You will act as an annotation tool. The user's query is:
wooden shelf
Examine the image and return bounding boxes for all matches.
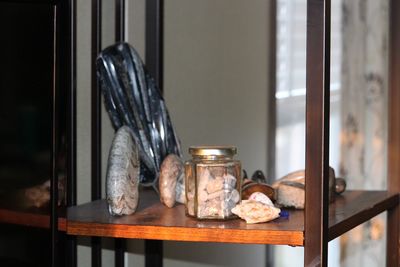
[67,190,398,246]
[0,207,66,231]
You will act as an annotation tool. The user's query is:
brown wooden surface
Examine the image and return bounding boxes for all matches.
[67,189,303,246]
[67,190,397,246]
[0,208,66,231]
[328,191,398,241]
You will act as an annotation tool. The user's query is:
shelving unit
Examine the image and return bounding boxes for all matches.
[67,190,397,246]
[0,0,76,266]
[0,207,66,231]
[64,0,400,266]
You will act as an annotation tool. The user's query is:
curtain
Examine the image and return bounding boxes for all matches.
[340,0,389,266]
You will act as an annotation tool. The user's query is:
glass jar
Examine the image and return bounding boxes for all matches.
[185,146,242,219]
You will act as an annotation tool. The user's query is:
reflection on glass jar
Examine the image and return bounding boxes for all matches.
[185,146,241,220]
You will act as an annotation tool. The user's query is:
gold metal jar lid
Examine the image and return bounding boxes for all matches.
[189,145,237,157]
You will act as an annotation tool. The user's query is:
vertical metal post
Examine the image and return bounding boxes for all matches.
[266,1,277,266]
[145,240,163,267]
[145,0,164,91]
[91,0,102,266]
[67,0,77,212]
[66,0,77,266]
[114,1,126,266]
[145,1,164,266]
[51,4,59,267]
[387,0,400,266]
[304,0,331,266]
[115,238,126,267]
[267,0,277,184]
[115,0,125,43]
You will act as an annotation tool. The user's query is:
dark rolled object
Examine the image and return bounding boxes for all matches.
[97,42,182,188]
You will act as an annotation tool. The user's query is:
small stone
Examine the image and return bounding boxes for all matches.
[175,172,185,204]
[199,190,208,202]
[198,168,212,191]
[229,189,240,203]
[206,176,224,194]
[222,190,240,216]
[106,126,140,216]
[231,200,281,224]
[206,189,225,200]
[223,173,237,189]
[192,167,240,219]
[159,154,184,208]
[248,192,274,206]
[335,177,347,194]
[199,198,222,217]
[209,166,225,178]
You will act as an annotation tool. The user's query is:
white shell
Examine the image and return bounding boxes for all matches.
[248,192,274,206]
[231,200,281,224]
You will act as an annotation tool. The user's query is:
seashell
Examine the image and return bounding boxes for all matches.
[159,154,184,208]
[248,192,274,206]
[231,200,281,224]
[106,126,140,216]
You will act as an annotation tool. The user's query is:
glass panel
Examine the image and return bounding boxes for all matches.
[163,0,270,265]
[0,2,54,266]
[338,0,389,266]
[275,0,342,266]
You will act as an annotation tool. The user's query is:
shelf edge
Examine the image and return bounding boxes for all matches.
[328,192,399,241]
[67,221,304,246]
[0,208,66,231]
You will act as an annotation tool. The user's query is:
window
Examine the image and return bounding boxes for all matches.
[274,1,342,266]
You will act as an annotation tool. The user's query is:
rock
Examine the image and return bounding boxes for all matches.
[248,192,274,206]
[206,176,224,194]
[106,126,140,216]
[198,168,212,191]
[229,189,240,203]
[199,198,222,217]
[223,189,240,217]
[274,181,305,209]
[335,177,347,194]
[231,200,281,224]
[272,167,345,209]
[159,154,184,208]
[194,167,240,218]
[223,174,237,189]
